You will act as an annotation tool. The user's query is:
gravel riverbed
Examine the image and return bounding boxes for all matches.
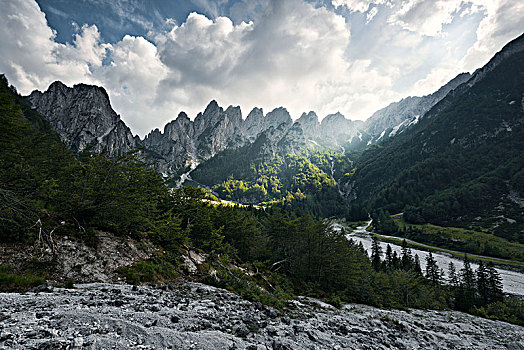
[0,283,523,350]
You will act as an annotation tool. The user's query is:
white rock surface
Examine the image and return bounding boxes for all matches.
[0,283,522,350]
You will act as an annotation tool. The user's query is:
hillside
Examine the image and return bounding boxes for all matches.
[347,34,524,243]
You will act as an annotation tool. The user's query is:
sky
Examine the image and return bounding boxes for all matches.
[1,0,523,137]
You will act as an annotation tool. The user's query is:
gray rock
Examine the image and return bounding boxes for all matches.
[0,283,522,350]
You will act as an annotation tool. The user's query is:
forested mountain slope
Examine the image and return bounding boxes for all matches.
[348,34,524,242]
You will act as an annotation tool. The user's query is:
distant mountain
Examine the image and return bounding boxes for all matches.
[348,33,524,239]
[25,85,361,176]
[361,72,471,146]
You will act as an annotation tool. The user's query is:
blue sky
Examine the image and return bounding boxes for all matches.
[1,0,523,136]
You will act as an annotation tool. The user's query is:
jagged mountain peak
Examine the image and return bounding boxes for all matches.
[265,107,292,126]
[27,80,136,154]
[322,112,347,124]
[298,111,319,122]
[176,111,189,121]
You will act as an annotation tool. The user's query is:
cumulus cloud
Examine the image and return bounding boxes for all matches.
[332,0,386,13]
[459,0,524,72]
[93,35,169,133]
[151,0,383,124]
[388,0,465,37]
[0,0,105,93]
[1,0,523,136]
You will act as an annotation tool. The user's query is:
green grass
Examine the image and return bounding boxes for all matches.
[0,265,46,292]
[376,218,524,268]
[345,221,369,230]
[118,260,178,285]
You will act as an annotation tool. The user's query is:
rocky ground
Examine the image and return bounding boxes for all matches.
[0,283,523,350]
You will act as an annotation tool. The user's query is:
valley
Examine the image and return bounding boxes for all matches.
[0,9,523,348]
[341,221,524,297]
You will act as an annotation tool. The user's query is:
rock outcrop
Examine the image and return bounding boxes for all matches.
[363,72,471,143]
[0,283,522,349]
[27,81,137,155]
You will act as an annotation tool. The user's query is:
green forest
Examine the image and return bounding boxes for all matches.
[191,146,353,217]
[1,75,523,325]
[346,48,524,253]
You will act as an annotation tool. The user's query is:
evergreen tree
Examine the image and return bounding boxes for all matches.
[413,254,422,276]
[456,255,476,311]
[371,235,382,271]
[476,261,489,305]
[401,239,413,271]
[392,251,400,270]
[425,251,440,285]
[486,262,503,303]
[385,244,393,270]
[448,262,459,288]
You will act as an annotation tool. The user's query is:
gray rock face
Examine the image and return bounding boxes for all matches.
[320,112,362,147]
[143,112,197,174]
[242,107,265,142]
[0,283,522,350]
[296,111,320,140]
[27,81,137,155]
[363,72,471,143]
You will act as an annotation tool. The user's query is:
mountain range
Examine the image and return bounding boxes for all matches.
[26,67,470,177]
[16,33,524,239]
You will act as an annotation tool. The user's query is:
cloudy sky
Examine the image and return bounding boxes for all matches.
[1,0,523,136]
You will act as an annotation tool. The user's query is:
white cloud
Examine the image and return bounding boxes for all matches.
[0,0,105,93]
[388,0,466,37]
[459,0,524,72]
[150,0,367,125]
[366,7,379,23]
[332,0,386,13]
[93,35,169,134]
[1,0,523,137]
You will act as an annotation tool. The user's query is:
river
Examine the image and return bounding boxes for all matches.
[336,221,524,297]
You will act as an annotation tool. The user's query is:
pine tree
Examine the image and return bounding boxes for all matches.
[425,251,440,285]
[392,251,400,270]
[448,262,458,288]
[385,244,393,270]
[456,255,476,311]
[476,261,489,305]
[413,254,422,276]
[371,235,382,271]
[401,239,413,271]
[486,262,503,303]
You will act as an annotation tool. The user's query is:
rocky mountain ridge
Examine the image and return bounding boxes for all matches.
[26,80,454,177]
[27,81,138,155]
[27,34,520,178]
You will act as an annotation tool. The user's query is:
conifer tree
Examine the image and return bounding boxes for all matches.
[456,255,476,311]
[371,235,382,271]
[448,262,458,288]
[425,251,440,285]
[385,244,393,270]
[401,239,413,271]
[413,254,422,276]
[486,262,503,303]
[476,261,489,305]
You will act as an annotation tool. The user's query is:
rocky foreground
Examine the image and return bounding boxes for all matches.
[0,283,522,350]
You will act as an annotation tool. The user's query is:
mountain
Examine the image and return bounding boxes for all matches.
[24,84,360,176]
[348,33,524,240]
[361,72,471,145]
[27,81,138,155]
[21,34,524,225]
